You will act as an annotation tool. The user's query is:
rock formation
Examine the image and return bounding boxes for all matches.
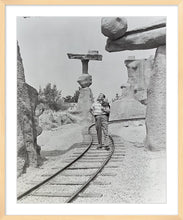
[101,17,128,40]
[77,74,92,88]
[101,17,166,151]
[75,87,94,123]
[39,109,80,130]
[17,43,43,177]
[105,18,166,52]
[67,50,102,122]
[124,56,154,104]
[110,84,146,122]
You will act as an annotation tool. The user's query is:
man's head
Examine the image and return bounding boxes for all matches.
[97,93,105,102]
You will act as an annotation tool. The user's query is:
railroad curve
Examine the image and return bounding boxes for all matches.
[17,123,115,203]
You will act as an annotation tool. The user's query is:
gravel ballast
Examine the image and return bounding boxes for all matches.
[17,122,166,204]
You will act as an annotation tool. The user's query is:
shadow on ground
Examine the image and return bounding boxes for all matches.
[41,142,84,157]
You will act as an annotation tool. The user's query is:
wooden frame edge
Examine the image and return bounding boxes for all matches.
[0,0,182,220]
[0,0,182,5]
[0,0,5,219]
[178,0,183,219]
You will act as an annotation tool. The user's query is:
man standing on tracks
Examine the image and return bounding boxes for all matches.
[90,93,110,150]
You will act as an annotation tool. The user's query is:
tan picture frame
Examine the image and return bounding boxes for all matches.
[0,0,183,219]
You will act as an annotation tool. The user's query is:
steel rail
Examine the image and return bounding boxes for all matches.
[17,124,94,201]
[65,135,114,203]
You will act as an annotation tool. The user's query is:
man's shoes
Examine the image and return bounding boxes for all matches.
[96,145,103,149]
[104,145,110,151]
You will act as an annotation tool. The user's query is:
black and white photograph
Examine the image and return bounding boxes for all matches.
[16,16,166,204]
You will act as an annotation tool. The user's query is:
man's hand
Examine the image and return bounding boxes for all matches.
[102,106,110,114]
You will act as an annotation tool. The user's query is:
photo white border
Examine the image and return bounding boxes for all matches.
[6,5,178,215]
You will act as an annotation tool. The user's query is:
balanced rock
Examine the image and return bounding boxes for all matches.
[77,74,92,88]
[101,17,128,40]
[104,18,166,52]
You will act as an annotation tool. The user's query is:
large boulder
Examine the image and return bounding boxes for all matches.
[101,17,128,40]
[77,74,92,88]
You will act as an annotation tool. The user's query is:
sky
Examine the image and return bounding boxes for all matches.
[17,16,161,101]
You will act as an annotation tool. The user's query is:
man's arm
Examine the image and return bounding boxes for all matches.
[101,106,110,114]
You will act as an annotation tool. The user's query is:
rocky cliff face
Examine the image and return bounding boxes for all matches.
[17,43,43,177]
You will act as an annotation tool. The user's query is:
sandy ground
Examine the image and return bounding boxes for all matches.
[74,123,166,204]
[105,123,166,203]
[17,122,166,204]
[38,123,83,151]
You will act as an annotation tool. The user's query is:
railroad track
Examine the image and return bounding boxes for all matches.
[17,123,115,203]
[17,117,145,203]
